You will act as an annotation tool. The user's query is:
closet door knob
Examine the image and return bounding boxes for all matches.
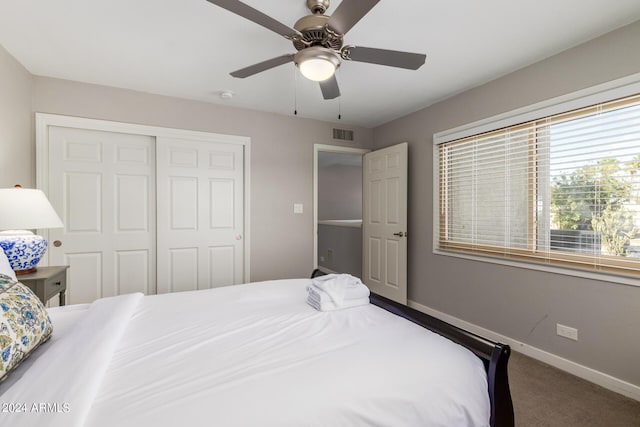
[53,240,63,247]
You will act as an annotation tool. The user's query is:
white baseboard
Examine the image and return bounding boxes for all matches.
[316,266,338,274]
[407,299,640,402]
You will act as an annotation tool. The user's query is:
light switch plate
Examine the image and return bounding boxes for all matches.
[293,203,303,214]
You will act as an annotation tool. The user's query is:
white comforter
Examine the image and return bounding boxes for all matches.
[1,279,490,426]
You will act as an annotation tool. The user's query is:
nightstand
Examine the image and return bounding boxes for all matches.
[18,265,69,306]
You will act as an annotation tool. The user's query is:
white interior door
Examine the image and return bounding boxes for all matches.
[48,126,156,304]
[156,137,244,293]
[363,142,408,304]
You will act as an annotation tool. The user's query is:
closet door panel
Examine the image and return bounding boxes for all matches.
[157,137,244,294]
[48,126,156,304]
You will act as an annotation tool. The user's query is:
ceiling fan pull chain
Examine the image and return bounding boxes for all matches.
[338,67,342,120]
[294,67,298,116]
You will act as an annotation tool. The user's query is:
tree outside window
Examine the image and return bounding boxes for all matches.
[550,156,640,256]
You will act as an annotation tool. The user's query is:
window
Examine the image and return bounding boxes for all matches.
[436,92,640,278]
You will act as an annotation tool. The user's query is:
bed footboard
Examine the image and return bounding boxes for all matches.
[367,292,514,427]
[310,269,515,427]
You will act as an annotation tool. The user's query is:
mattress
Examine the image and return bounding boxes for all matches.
[1,279,490,426]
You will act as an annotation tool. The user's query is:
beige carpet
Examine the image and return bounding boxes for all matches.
[508,351,640,426]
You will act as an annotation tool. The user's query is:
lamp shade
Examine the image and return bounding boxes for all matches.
[0,188,64,230]
[0,187,63,275]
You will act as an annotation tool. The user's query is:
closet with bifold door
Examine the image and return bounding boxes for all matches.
[37,114,249,305]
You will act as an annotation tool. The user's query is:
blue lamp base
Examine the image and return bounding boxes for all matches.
[0,230,49,275]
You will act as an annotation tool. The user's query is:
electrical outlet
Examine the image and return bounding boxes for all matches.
[327,249,333,263]
[319,256,325,262]
[556,324,578,341]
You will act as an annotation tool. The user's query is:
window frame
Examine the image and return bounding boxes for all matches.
[433,73,640,287]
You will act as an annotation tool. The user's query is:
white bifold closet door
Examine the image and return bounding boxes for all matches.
[47,127,245,304]
[47,127,156,304]
[156,137,244,294]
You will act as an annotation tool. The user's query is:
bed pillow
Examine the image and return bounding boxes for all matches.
[0,247,17,282]
[0,273,53,382]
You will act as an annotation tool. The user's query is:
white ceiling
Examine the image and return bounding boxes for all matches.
[1,0,639,128]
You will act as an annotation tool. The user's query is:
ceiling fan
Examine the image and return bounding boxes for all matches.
[205,0,427,100]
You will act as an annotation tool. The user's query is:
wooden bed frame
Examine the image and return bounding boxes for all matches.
[311,269,515,427]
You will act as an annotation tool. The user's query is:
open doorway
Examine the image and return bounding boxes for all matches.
[313,145,370,278]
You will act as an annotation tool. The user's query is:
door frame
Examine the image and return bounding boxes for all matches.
[35,113,252,282]
[313,144,370,270]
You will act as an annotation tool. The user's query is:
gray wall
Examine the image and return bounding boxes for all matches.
[8,75,373,282]
[0,45,33,188]
[318,154,362,220]
[317,224,362,278]
[372,21,640,386]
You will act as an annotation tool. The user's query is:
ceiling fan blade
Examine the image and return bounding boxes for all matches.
[327,0,380,35]
[319,75,341,100]
[230,54,295,78]
[345,46,426,70]
[205,0,301,39]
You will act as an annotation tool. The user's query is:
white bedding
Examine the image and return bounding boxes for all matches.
[1,279,490,426]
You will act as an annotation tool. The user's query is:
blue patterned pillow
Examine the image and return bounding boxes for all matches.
[0,273,53,382]
[0,247,17,282]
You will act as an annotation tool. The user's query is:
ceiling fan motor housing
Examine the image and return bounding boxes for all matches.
[293,13,343,51]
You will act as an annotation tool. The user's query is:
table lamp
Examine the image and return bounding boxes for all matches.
[0,185,64,275]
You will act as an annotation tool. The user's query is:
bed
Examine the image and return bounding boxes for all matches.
[1,274,514,427]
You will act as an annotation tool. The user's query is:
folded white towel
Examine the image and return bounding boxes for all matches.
[306,295,369,312]
[307,283,369,305]
[310,274,366,305]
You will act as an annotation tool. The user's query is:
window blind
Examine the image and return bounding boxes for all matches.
[437,94,640,277]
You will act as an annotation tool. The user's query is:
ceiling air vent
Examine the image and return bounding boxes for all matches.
[332,128,354,141]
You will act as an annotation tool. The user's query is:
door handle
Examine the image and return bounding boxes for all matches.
[53,240,62,247]
[393,232,406,237]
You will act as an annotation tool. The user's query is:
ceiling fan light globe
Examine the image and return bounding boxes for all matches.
[299,58,336,81]
[294,47,341,82]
